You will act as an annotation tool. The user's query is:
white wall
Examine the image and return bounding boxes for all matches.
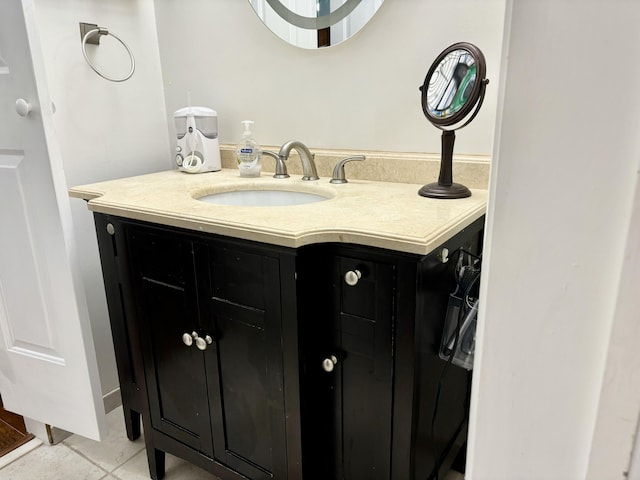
[153,0,505,155]
[467,0,640,478]
[33,0,170,398]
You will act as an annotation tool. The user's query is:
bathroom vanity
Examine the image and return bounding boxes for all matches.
[70,169,486,480]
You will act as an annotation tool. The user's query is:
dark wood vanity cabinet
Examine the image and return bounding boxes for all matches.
[94,215,300,480]
[93,213,483,480]
[296,235,479,480]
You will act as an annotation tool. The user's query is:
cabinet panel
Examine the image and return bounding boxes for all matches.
[134,231,186,286]
[211,301,272,472]
[209,247,266,309]
[128,228,214,457]
[202,245,288,479]
[141,282,213,453]
[93,214,144,441]
[340,258,377,319]
[340,315,374,358]
[334,256,394,480]
[299,249,394,480]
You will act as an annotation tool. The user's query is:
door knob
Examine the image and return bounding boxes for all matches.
[322,355,338,372]
[15,98,31,117]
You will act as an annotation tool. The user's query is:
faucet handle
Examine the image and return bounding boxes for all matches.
[262,150,289,179]
[330,155,366,184]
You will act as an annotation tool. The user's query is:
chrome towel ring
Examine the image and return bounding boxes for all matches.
[80,22,135,82]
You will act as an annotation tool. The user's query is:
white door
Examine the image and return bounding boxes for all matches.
[0,0,105,440]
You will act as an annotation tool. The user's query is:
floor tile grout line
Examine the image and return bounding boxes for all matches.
[63,438,146,474]
[108,446,148,475]
[112,446,160,479]
[58,441,115,475]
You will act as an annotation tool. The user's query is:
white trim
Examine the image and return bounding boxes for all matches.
[586,155,640,478]
[0,437,42,469]
[465,0,512,471]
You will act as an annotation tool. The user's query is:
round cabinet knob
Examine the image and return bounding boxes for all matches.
[182,333,193,347]
[195,336,207,350]
[195,334,213,351]
[322,355,338,372]
[344,269,362,286]
[15,98,31,117]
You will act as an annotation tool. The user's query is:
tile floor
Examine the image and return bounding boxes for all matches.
[0,406,220,480]
[0,406,465,479]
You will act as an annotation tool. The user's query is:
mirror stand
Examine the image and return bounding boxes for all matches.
[418,42,488,200]
[418,130,471,199]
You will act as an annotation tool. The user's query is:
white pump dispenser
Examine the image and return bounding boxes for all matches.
[236,120,262,177]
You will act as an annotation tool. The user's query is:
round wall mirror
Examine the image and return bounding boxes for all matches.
[418,42,489,199]
[248,0,384,49]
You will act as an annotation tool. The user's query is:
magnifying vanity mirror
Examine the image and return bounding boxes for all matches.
[418,42,489,199]
[249,0,384,49]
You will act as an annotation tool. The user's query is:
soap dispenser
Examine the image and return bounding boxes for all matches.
[236,120,262,177]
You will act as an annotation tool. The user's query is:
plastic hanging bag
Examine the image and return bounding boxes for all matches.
[439,294,478,371]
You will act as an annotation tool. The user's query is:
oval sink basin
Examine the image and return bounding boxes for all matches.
[198,189,329,207]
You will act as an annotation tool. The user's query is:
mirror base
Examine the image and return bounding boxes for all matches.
[418,182,471,199]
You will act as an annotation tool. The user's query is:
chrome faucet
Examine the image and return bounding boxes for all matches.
[278,140,319,181]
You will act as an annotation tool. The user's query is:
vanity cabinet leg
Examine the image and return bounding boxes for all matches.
[123,407,141,441]
[147,448,166,480]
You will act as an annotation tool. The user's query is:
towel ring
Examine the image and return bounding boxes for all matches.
[81,27,135,82]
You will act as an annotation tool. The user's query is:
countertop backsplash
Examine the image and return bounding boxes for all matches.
[219,145,490,190]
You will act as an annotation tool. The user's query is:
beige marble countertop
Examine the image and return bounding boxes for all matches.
[69,169,487,255]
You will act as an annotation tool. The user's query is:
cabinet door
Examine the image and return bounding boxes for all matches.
[301,252,395,480]
[127,227,214,457]
[199,244,288,480]
[334,256,394,480]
